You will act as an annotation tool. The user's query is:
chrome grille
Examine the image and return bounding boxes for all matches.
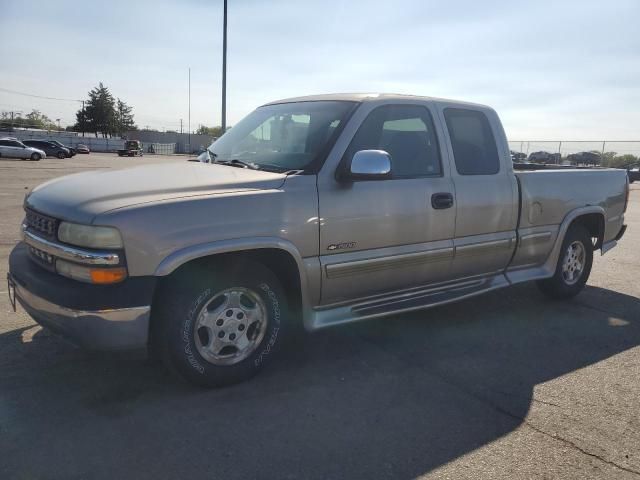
[28,245,55,267]
[25,209,57,238]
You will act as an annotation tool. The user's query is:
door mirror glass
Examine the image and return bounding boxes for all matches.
[347,150,392,180]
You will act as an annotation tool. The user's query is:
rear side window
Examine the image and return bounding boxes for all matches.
[444,108,500,175]
[345,104,442,178]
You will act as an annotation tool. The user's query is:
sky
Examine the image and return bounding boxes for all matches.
[1,0,639,140]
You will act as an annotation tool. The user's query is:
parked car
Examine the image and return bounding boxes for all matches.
[8,93,629,387]
[22,140,70,159]
[510,150,527,162]
[628,164,640,183]
[0,137,46,160]
[117,140,143,157]
[49,140,76,157]
[528,151,561,163]
[567,151,601,165]
[75,144,90,154]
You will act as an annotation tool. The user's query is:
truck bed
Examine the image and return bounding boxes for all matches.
[515,168,627,244]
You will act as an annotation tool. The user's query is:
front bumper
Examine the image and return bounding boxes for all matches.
[9,242,155,350]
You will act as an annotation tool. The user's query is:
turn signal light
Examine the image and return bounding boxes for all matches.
[56,259,127,284]
[90,267,128,284]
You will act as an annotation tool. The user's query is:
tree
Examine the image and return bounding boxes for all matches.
[73,83,137,137]
[196,125,225,137]
[0,109,60,130]
[115,98,136,136]
[74,82,116,138]
[600,152,639,169]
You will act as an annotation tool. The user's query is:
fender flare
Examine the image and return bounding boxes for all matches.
[154,236,313,326]
[541,205,605,275]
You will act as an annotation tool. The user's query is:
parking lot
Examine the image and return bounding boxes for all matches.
[1,153,639,479]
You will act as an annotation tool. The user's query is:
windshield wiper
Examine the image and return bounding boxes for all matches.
[215,158,259,170]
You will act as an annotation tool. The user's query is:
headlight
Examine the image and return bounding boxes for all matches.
[58,222,123,249]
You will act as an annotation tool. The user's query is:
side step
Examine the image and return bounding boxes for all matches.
[309,274,510,330]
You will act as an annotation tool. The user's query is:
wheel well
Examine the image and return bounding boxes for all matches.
[570,213,604,249]
[158,248,303,316]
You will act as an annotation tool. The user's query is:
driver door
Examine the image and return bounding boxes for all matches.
[317,103,456,305]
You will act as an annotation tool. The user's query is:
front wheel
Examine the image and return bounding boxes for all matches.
[30,153,41,161]
[154,260,288,387]
[537,224,593,299]
[56,151,66,159]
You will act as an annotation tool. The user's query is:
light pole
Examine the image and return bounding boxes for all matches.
[81,100,85,137]
[221,0,227,132]
[188,67,191,152]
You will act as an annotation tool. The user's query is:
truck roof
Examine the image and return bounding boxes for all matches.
[264,93,490,109]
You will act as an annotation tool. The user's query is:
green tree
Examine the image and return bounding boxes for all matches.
[599,152,639,168]
[25,110,59,130]
[75,82,116,137]
[196,125,225,137]
[0,109,60,130]
[115,98,137,137]
[610,154,638,169]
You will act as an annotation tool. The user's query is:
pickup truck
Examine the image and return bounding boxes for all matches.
[117,140,143,157]
[8,93,629,387]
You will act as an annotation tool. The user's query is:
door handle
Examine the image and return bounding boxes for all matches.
[431,192,454,209]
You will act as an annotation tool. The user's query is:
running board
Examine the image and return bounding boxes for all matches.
[308,274,510,330]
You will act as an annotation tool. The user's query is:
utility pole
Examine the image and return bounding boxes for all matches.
[56,118,61,130]
[221,0,227,132]
[180,118,183,134]
[8,111,22,130]
[188,67,191,151]
[81,100,85,137]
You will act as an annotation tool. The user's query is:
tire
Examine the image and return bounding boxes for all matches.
[537,224,593,299]
[30,153,41,161]
[57,151,66,159]
[154,260,289,388]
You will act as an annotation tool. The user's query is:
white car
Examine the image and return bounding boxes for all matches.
[0,138,47,161]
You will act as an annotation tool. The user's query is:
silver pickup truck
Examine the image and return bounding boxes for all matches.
[8,94,629,387]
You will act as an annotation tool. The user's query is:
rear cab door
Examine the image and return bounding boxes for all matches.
[435,102,519,279]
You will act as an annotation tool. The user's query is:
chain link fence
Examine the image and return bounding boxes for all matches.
[508,141,640,167]
[145,143,176,155]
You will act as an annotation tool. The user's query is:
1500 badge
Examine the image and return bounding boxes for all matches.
[327,242,356,251]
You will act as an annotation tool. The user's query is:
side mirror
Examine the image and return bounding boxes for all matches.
[197,150,212,163]
[346,150,392,181]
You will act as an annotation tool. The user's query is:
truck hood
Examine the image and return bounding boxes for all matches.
[25,162,287,224]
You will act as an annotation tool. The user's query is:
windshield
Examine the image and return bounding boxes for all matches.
[209,101,355,171]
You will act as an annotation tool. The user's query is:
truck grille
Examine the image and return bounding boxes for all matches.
[25,209,58,239]
[28,245,56,270]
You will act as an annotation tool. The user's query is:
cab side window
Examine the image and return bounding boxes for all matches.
[444,108,500,175]
[345,105,442,178]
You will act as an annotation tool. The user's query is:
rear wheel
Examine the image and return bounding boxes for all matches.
[30,152,41,161]
[154,260,288,387]
[537,224,593,299]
